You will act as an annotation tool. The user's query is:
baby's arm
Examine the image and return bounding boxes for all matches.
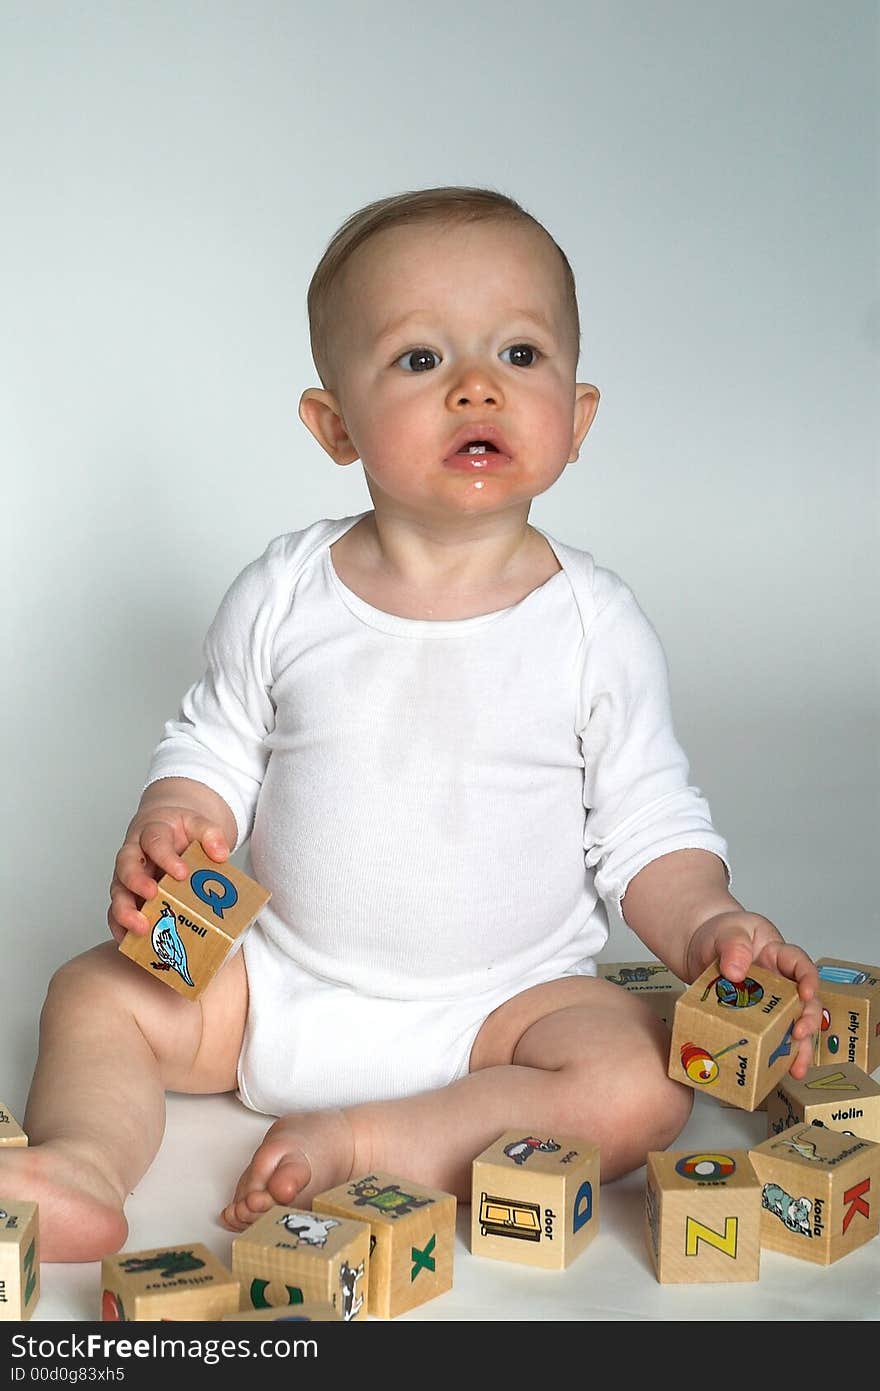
[107,776,237,944]
[621,847,821,1079]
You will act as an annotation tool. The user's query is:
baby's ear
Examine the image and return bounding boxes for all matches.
[569,382,600,460]
[298,388,360,465]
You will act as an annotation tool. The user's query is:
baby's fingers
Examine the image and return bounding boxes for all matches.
[755,939,820,1004]
[107,879,149,942]
[115,838,165,904]
[788,998,822,1080]
[136,822,192,884]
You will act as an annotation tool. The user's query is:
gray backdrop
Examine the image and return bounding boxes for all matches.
[2,1,877,1108]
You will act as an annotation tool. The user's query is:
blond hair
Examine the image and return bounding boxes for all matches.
[307,185,581,390]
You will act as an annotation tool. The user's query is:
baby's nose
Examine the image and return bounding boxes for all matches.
[445,360,504,408]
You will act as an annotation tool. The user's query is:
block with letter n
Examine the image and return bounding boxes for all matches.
[0,1199,40,1320]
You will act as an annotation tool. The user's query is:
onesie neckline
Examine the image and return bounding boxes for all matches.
[324,538,568,638]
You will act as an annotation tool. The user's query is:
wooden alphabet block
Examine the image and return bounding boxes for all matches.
[312,1172,455,1319]
[596,959,685,1027]
[119,841,270,1000]
[645,1150,761,1284]
[668,958,801,1110]
[223,1301,342,1321]
[814,958,880,1073]
[0,1103,27,1147]
[749,1122,880,1264]
[470,1130,599,1271]
[0,1200,39,1320]
[767,1063,880,1144]
[232,1205,370,1322]
[101,1242,240,1320]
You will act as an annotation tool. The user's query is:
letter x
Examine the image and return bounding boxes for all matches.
[411,1234,436,1281]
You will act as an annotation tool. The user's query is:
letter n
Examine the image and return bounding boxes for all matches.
[572,1181,593,1233]
[23,1239,37,1306]
[685,1215,738,1258]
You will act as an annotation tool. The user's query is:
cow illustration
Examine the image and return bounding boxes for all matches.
[277,1212,340,1247]
[338,1259,365,1321]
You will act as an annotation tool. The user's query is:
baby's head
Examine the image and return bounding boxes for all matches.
[307,186,581,394]
[299,186,599,518]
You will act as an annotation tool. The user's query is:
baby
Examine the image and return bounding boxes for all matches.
[4,185,821,1261]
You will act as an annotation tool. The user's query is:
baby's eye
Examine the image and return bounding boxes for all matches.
[395,348,441,372]
[500,343,540,367]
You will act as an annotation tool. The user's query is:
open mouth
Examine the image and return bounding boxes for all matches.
[455,440,500,455]
[444,433,513,470]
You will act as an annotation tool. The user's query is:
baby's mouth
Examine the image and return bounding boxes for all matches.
[456,441,499,455]
[445,440,512,469]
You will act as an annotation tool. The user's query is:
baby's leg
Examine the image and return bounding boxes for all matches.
[222,975,691,1228]
[1,941,246,1261]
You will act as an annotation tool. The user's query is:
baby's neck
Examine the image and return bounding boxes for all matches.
[330,513,561,621]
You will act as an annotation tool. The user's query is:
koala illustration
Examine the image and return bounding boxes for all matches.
[761,1182,812,1237]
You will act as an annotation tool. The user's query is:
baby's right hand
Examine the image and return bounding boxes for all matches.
[107,809,230,944]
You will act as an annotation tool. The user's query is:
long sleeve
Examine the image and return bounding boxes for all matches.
[578,576,732,920]
[143,545,281,850]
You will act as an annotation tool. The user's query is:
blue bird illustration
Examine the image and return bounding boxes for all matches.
[151,902,195,987]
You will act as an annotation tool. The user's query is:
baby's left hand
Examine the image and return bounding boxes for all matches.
[686,911,822,1080]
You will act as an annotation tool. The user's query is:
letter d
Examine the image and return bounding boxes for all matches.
[573,1181,593,1232]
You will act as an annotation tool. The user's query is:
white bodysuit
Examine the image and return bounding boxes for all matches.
[144,513,731,1115]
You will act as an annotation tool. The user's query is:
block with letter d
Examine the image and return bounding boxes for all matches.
[119,840,270,1000]
[645,1150,761,1283]
[470,1129,599,1270]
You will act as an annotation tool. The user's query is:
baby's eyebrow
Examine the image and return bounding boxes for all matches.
[375,310,433,344]
[374,307,556,343]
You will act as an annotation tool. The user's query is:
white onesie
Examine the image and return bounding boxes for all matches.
[144,513,731,1114]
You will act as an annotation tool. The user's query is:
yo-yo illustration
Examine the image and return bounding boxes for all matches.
[701,975,764,1008]
[680,1038,748,1086]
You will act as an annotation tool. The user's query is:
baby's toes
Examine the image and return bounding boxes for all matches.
[220,1201,248,1233]
[266,1154,311,1207]
[224,1192,270,1231]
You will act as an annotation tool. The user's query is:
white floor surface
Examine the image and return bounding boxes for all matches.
[18,1086,880,1324]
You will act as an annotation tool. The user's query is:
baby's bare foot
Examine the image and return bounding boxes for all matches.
[0,1142,128,1262]
[221,1108,357,1232]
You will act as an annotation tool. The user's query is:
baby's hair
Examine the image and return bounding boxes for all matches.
[306,185,581,391]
